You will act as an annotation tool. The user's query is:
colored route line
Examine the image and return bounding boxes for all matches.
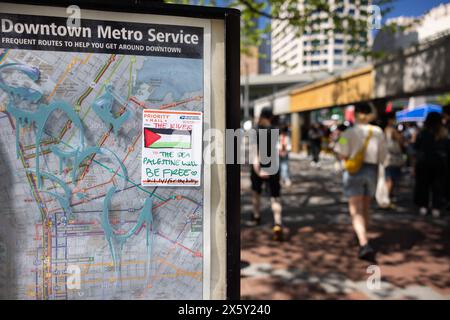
[1,56,204,298]
[0,51,10,111]
[15,122,202,210]
[0,49,9,64]
[19,148,51,298]
[75,55,116,107]
[37,194,202,259]
[110,132,141,180]
[23,138,58,151]
[5,113,51,298]
[157,231,202,258]
[48,54,92,101]
[156,258,202,282]
[129,95,203,110]
[127,57,135,98]
[78,156,203,208]
[95,55,116,82]
[141,216,202,296]
[77,128,113,183]
[0,59,118,299]
[58,54,117,144]
[63,55,125,147]
[76,100,128,182]
[25,258,199,293]
[15,57,134,197]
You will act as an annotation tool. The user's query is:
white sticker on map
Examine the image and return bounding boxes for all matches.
[141,109,203,187]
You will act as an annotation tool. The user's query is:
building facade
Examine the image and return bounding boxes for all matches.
[271,0,371,75]
[374,3,450,53]
[240,46,260,77]
[258,33,272,74]
[418,3,450,42]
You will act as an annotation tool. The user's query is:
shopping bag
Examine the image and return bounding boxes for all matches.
[376,164,391,208]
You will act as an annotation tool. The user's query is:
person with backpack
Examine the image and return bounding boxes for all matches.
[414,112,449,218]
[334,104,387,262]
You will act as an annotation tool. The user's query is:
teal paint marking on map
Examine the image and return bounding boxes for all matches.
[92,84,130,138]
[101,186,154,273]
[41,191,71,216]
[0,63,41,101]
[0,63,42,159]
[51,146,78,174]
[25,169,73,214]
[76,192,88,200]
[71,146,128,190]
[0,64,85,188]
[31,101,85,188]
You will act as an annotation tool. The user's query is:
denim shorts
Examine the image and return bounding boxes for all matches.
[343,163,378,197]
[385,166,402,182]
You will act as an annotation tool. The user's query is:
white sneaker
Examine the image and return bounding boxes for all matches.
[432,209,441,218]
[419,207,428,216]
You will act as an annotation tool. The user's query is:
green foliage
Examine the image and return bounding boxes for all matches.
[437,93,450,107]
[165,0,397,62]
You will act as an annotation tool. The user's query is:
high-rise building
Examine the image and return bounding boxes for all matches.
[271,0,371,75]
[258,33,272,74]
[240,17,272,76]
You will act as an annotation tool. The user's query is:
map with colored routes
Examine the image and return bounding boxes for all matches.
[0,48,206,299]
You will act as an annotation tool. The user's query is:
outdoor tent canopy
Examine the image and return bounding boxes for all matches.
[396,104,442,123]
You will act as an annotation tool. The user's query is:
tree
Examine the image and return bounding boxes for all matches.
[437,93,450,107]
[166,0,397,65]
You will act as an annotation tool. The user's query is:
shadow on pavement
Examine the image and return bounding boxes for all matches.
[240,159,450,300]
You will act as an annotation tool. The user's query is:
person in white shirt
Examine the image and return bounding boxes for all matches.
[334,104,387,262]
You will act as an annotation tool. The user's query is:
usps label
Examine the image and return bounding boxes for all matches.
[141,109,203,187]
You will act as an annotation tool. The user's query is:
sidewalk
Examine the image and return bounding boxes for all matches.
[240,156,450,300]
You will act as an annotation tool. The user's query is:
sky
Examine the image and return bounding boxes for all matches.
[210,0,450,32]
[384,0,449,20]
[219,0,450,28]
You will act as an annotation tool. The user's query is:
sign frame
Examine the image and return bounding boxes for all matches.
[0,0,240,300]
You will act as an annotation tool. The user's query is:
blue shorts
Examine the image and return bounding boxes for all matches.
[385,166,402,182]
[343,164,378,197]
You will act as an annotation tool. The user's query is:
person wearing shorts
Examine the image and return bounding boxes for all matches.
[384,112,405,206]
[334,104,386,262]
[251,170,281,198]
[343,164,378,198]
[250,108,283,241]
[385,166,402,188]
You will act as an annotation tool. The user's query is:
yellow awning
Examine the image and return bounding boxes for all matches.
[289,65,374,112]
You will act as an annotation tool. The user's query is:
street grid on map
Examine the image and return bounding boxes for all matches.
[0,48,205,300]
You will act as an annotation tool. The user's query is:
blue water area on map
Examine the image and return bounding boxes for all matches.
[135,57,202,101]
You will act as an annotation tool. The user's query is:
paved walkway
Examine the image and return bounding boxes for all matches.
[240,156,450,300]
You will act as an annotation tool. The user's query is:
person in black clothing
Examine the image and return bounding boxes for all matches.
[308,123,323,166]
[443,105,450,207]
[414,112,449,218]
[250,107,283,241]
